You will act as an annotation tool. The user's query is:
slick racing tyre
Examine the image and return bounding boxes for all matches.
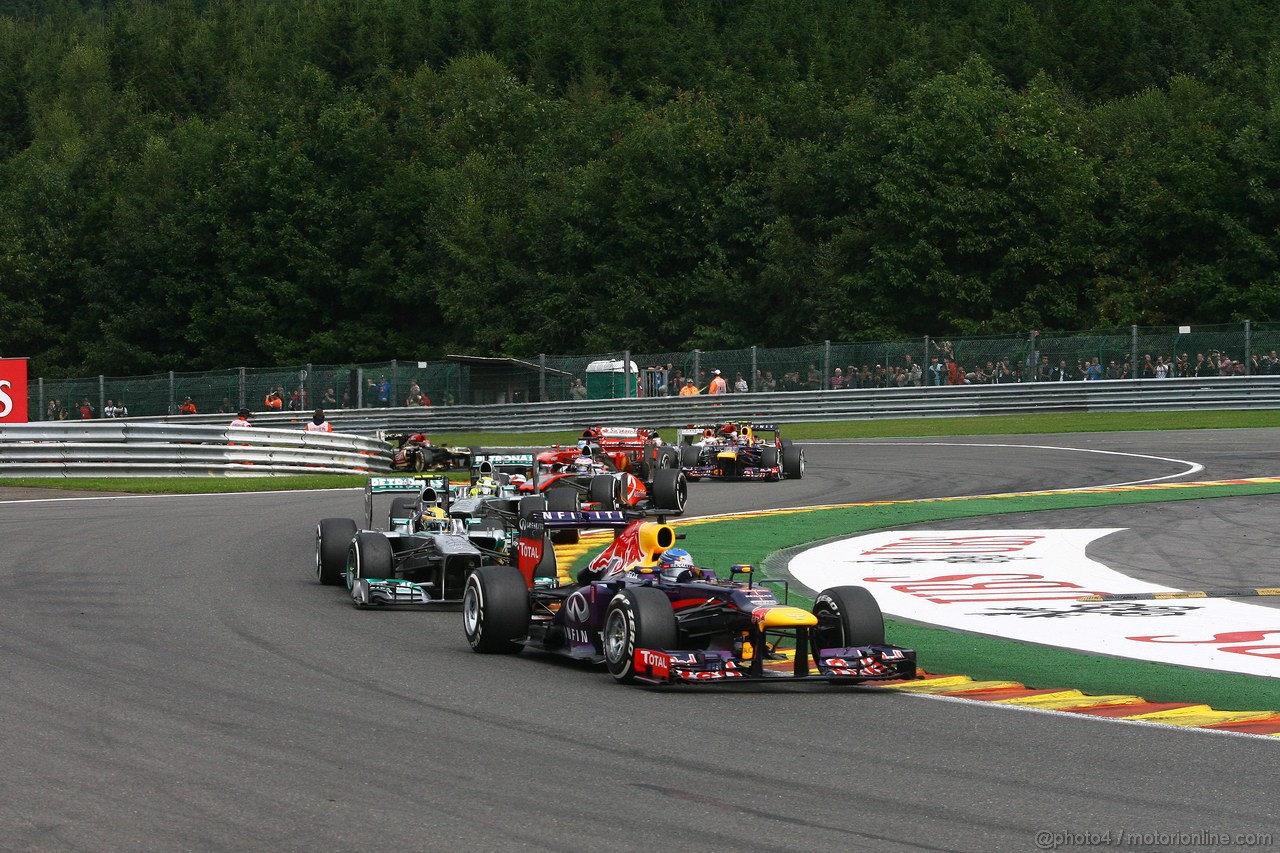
[655,445,681,470]
[587,475,620,511]
[463,566,531,654]
[812,586,885,650]
[546,487,580,544]
[782,445,805,480]
[315,518,357,586]
[518,495,547,521]
[649,468,687,514]
[411,450,426,472]
[388,497,416,527]
[603,587,678,683]
[760,446,780,480]
[348,532,395,586]
[679,444,702,469]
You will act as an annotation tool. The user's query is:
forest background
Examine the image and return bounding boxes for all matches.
[2,0,1279,378]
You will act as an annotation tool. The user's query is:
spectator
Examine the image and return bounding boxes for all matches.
[368,375,392,407]
[709,369,727,395]
[1192,352,1212,378]
[903,354,922,386]
[830,367,845,390]
[288,389,302,411]
[46,399,59,421]
[305,408,333,432]
[179,397,198,415]
[1176,353,1191,378]
[569,378,588,400]
[103,399,118,418]
[1083,357,1103,381]
[341,390,352,409]
[322,387,338,406]
[406,379,423,406]
[1139,353,1156,379]
[1105,360,1121,380]
[78,398,95,419]
[759,370,777,393]
[1036,355,1052,382]
[1050,360,1072,381]
[805,363,821,391]
[116,400,129,417]
[733,372,748,393]
[229,408,252,428]
[679,378,700,396]
[927,357,946,386]
[1217,351,1234,376]
[1260,349,1280,375]
[1154,356,1171,379]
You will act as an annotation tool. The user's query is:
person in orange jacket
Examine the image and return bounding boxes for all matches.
[708,369,728,395]
[678,378,701,396]
[179,397,198,415]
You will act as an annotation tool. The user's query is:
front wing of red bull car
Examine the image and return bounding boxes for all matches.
[463,510,915,685]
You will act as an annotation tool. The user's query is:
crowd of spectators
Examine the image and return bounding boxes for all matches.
[639,343,1280,396]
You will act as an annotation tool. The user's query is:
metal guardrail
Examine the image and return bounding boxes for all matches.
[163,375,1280,435]
[0,422,393,477]
[6,377,1276,477]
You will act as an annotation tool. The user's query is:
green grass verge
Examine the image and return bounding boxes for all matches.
[568,481,1280,711]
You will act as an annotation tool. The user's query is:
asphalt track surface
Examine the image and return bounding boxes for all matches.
[1,430,1277,852]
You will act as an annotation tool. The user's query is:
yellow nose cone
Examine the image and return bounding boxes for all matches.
[717,450,737,460]
[754,606,818,629]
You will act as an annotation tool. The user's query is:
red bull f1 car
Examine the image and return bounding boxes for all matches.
[675,422,804,481]
[462,510,915,685]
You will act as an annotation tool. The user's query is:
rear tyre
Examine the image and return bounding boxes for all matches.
[649,468,687,514]
[518,495,548,521]
[546,487,580,544]
[587,475,619,511]
[603,587,678,683]
[812,586,885,650]
[348,532,394,584]
[463,566,531,654]
[760,446,780,480]
[388,497,416,527]
[782,445,805,480]
[680,444,702,469]
[656,445,680,470]
[411,451,426,472]
[315,518,357,586]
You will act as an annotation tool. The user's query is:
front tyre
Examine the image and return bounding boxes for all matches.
[812,586,885,650]
[603,587,678,683]
[782,445,805,480]
[347,532,394,585]
[315,518,357,586]
[463,566,531,654]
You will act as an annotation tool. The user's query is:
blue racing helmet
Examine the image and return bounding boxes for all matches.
[659,548,695,582]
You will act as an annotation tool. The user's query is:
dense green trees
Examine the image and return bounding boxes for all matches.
[2,0,1279,375]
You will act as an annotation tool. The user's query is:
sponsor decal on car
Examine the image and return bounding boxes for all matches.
[790,529,1280,678]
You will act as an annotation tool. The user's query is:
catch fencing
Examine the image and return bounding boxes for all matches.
[26,322,1280,420]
